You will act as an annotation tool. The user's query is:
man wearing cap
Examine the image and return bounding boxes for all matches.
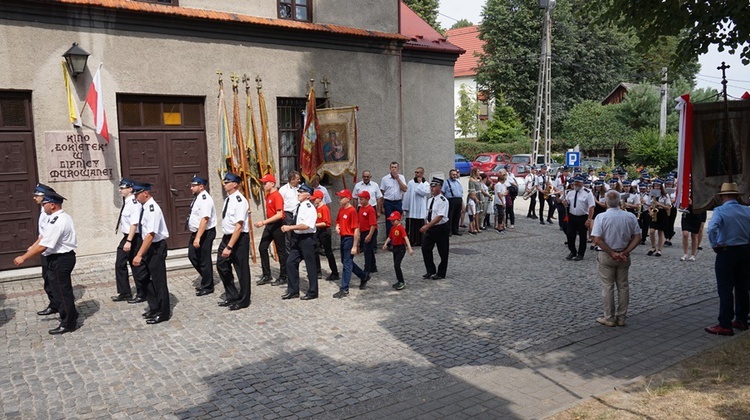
[281,184,319,300]
[15,191,78,334]
[552,167,570,231]
[333,189,370,298]
[112,178,145,303]
[132,182,171,324]
[380,161,408,239]
[637,182,651,244]
[187,175,217,297]
[563,176,596,261]
[216,172,251,311]
[535,165,554,225]
[421,177,450,279]
[312,189,339,280]
[279,171,302,277]
[705,182,750,336]
[27,183,59,316]
[254,173,288,286]
[442,169,464,236]
[357,190,377,277]
[525,166,538,219]
[403,167,430,246]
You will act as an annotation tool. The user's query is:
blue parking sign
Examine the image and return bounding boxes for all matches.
[565,151,580,167]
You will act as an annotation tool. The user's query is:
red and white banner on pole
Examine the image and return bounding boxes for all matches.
[84,63,109,142]
[675,93,693,210]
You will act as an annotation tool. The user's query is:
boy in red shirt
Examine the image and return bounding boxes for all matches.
[334,190,370,298]
[253,174,288,286]
[312,190,339,281]
[357,190,378,277]
[383,211,413,290]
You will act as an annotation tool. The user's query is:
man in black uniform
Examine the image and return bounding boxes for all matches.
[186,175,217,296]
[216,172,252,311]
[29,183,58,316]
[420,177,450,279]
[112,178,145,302]
[281,184,319,300]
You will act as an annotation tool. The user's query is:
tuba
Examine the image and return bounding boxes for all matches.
[522,183,536,200]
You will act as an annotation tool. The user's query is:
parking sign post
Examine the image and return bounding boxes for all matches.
[565,151,580,168]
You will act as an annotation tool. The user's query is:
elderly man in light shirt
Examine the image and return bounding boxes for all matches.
[591,190,641,327]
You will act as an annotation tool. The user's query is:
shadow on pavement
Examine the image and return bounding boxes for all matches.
[0,294,14,329]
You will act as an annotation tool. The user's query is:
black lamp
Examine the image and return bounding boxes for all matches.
[62,43,90,78]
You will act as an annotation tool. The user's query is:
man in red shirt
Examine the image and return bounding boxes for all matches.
[357,191,378,276]
[254,174,288,285]
[312,190,339,281]
[383,211,413,290]
[334,190,370,298]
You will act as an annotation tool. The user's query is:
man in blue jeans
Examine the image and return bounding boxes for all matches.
[380,161,407,242]
[333,189,370,298]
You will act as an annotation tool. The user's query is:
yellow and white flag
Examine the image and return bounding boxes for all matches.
[61,60,82,127]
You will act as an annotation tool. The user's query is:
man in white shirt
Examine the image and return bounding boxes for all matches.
[216,172,251,311]
[281,184,319,300]
[28,183,59,316]
[113,178,145,303]
[525,167,538,219]
[352,170,383,210]
[133,182,171,324]
[420,177,450,279]
[591,190,641,327]
[187,175,217,297]
[310,175,332,205]
[553,166,571,231]
[535,165,554,224]
[563,176,596,261]
[403,167,430,246]
[14,191,79,335]
[380,161,408,237]
[278,171,301,280]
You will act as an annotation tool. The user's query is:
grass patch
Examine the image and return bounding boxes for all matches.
[551,333,750,420]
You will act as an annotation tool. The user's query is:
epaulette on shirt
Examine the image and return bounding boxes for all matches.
[50,216,58,224]
[132,198,137,204]
[236,195,242,202]
[584,188,590,193]
[149,204,154,211]
[306,202,312,208]
[439,196,446,201]
[201,193,207,200]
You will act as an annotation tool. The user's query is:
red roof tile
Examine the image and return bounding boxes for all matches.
[445,25,483,77]
[399,2,464,55]
[52,0,408,41]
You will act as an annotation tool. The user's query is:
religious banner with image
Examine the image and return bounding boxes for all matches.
[317,106,358,178]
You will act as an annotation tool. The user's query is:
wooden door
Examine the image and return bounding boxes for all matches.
[0,92,39,270]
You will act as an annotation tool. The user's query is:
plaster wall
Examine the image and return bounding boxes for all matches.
[0,22,401,257]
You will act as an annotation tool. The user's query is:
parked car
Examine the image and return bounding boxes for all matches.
[454,154,472,176]
[510,154,545,165]
[484,163,529,196]
[581,156,610,170]
[471,152,512,173]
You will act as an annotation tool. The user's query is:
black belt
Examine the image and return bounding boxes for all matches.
[47,251,75,259]
[190,227,216,234]
[384,199,402,202]
[294,233,315,238]
[714,244,750,252]
[569,214,588,218]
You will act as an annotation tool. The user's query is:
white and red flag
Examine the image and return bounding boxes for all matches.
[675,93,693,210]
[84,63,109,142]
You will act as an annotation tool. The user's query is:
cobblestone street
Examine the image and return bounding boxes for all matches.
[0,201,731,419]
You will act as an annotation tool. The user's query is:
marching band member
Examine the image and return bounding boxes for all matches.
[664,176,678,246]
[647,179,672,257]
[637,182,651,244]
[525,166,538,219]
[563,176,595,261]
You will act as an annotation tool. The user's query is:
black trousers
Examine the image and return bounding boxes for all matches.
[46,251,77,328]
[393,244,406,283]
[40,255,56,310]
[538,192,554,221]
[665,208,678,240]
[527,193,537,216]
[406,218,424,246]
[142,240,170,318]
[566,214,588,256]
[188,227,216,291]
[259,221,288,278]
[638,212,651,240]
[715,245,750,328]
[505,197,516,226]
[286,233,318,296]
[115,234,145,297]
[217,233,251,307]
[422,223,449,277]
[284,211,294,253]
[448,197,463,234]
[315,228,338,275]
[359,228,378,272]
[555,201,568,231]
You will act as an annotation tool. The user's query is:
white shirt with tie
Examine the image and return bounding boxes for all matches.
[565,188,595,216]
[424,194,449,225]
[187,191,217,232]
[293,199,318,234]
[221,191,249,234]
[119,196,142,234]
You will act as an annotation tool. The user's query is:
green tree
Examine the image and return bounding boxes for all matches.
[477,0,639,132]
[449,19,474,30]
[635,36,700,86]
[560,101,633,153]
[627,128,678,170]
[590,0,750,65]
[477,102,528,151]
[455,84,479,138]
[617,85,660,132]
[403,0,441,31]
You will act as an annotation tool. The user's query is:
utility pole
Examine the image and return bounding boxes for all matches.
[531,0,555,167]
[659,67,668,143]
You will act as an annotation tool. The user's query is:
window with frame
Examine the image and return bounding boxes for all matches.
[279,0,311,22]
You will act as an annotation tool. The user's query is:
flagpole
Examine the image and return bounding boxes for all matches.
[232,74,257,264]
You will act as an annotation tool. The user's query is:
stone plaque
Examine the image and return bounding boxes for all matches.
[44,131,115,182]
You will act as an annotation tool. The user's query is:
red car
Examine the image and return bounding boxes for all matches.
[471,152,512,173]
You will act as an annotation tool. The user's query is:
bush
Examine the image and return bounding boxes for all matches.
[627,128,678,171]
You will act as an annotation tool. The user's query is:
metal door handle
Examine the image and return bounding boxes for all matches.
[170,187,178,196]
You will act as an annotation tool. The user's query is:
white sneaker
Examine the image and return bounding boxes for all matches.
[680,255,687,261]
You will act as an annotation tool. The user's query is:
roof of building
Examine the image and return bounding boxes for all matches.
[601,82,661,105]
[52,0,408,42]
[445,25,483,77]
[399,2,464,55]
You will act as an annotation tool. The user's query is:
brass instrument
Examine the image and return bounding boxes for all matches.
[522,182,536,200]
[650,197,659,222]
[620,193,629,210]
[542,181,553,200]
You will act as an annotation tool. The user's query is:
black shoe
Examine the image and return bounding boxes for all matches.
[127,296,146,304]
[566,251,576,261]
[370,268,378,273]
[218,299,237,307]
[453,232,462,236]
[590,245,595,250]
[229,303,249,311]
[573,255,583,261]
[111,293,132,302]
[300,294,318,301]
[326,273,340,281]
[281,292,300,300]
[665,240,673,246]
[359,272,371,290]
[540,221,545,225]
[526,215,533,218]
[142,310,159,319]
[317,273,323,279]
[333,290,349,298]
[195,289,214,297]
[37,307,58,316]
[531,215,538,220]
[256,275,273,286]
[431,274,445,280]
[639,240,647,245]
[49,325,76,335]
[270,277,288,287]
[146,315,169,324]
[547,219,553,224]
[422,273,435,279]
